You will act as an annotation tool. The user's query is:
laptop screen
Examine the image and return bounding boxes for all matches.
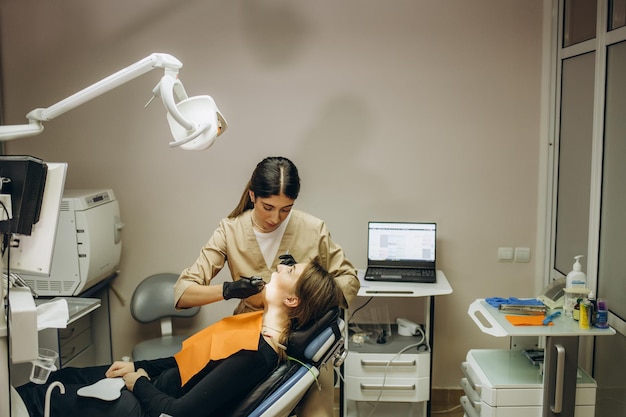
[367,222,436,264]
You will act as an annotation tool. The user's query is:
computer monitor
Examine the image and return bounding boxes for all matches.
[1,158,67,276]
[0,156,48,236]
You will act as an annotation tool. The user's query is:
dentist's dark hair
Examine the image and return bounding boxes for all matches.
[228,156,301,218]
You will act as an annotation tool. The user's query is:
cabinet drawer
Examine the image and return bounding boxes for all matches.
[460,395,595,417]
[461,377,482,406]
[59,314,90,342]
[345,351,430,378]
[345,375,430,402]
[463,351,597,407]
[63,345,96,368]
[60,328,91,366]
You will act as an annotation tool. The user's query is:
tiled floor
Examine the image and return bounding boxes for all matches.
[430,389,464,417]
[431,404,464,417]
[431,389,464,416]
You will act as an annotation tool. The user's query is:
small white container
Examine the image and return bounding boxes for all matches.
[564,287,590,318]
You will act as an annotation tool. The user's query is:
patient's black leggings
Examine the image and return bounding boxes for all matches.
[17,365,147,417]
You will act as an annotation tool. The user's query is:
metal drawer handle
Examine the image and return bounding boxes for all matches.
[360,359,416,367]
[460,378,481,407]
[460,362,482,394]
[551,344,565,414]
[60,328,76,340]
[460,396,480,417]
[61,346,76,361]
[360,383,416,391]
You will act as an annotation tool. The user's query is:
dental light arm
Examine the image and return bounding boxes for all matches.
[0,52,227,150]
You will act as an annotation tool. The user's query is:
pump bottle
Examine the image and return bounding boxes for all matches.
[566,255,587,288]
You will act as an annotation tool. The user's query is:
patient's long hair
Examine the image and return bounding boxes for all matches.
[276,257,342,357]
[228,156,301,218]
[291,257,342,328]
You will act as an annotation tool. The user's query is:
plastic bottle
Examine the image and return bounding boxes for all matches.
[573,298,582,321]
[566,255,587,288]
[595,298,609,329]
[587,291,597,326]
[579,298,591,330]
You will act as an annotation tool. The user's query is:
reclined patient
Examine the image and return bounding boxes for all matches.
[16,256,343,417]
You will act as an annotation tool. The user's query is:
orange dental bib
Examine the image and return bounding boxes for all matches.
[174,311,263,385]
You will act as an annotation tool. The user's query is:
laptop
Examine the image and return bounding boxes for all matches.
[364,221,437,283]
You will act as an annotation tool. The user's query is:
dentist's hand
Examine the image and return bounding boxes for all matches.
[105,361,135,378]
[223,276,265,300]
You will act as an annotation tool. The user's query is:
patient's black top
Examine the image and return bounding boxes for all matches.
[17,336,277,417]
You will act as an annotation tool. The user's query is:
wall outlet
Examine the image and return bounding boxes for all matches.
[498,247,514,262]
[514,247,531,263]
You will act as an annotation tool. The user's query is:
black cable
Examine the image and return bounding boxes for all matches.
[0,200,8,256]
[0,200,13,415]
[365,328,426,417]
[347,296,373,325]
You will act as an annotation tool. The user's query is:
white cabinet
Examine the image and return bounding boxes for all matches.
[343,271,452,417]
[467,299,614,417]
[460,349,596,417]
[345,347,430,403]
[9,280,113,387]
[42,281,113,368]
[55,313,94,366]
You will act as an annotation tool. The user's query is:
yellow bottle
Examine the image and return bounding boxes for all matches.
[579,300,590,330]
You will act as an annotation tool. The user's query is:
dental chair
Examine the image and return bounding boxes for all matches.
[229,307,346,417]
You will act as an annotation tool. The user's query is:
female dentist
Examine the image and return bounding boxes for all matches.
[174,156,359,417]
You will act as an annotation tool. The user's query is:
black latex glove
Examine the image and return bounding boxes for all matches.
[223,276,265,300]
[279,253,297,266]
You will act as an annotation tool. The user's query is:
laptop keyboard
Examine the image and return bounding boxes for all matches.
[365,267,436,282]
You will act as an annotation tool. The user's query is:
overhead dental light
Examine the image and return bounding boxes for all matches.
[0,53,227,150]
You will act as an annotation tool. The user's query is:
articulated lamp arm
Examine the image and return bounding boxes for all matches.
[0,52,227,150]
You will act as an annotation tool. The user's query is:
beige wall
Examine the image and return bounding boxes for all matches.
[0,0,545,388]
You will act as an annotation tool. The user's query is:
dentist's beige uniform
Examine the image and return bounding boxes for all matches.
[175,209,359,416]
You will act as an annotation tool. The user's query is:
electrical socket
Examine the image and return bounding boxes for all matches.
[514,247,531,263]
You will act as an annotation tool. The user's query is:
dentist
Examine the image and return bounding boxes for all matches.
[174,156,359,417]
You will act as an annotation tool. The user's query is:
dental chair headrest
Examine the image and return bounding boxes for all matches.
[287,308,341,363]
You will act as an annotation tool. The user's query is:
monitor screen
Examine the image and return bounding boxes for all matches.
[367,222,436,262]
[0,156,48,236]
[3,161,67,276]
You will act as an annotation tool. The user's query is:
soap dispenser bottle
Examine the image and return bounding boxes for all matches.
[566,255,587,288]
